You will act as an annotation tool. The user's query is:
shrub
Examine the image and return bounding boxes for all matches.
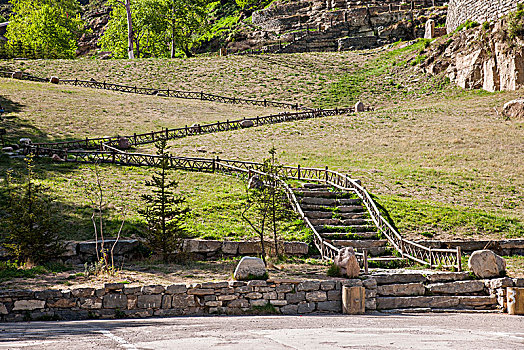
[326,263,341,277]
[508,4,524,39]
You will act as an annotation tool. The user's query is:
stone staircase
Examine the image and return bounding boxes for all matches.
[294,183,405,267]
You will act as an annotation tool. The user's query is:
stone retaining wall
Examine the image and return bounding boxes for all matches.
[1,239,309,265]
[419,239,524,256]
[446,0,523,32]
[2,273,522,322]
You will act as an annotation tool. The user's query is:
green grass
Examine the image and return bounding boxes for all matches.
[0,261,71,282]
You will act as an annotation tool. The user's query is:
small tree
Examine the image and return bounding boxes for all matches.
[242,148,292,262]
[6,0,85,58]
[0,155,61,264]
[139,140,190,262]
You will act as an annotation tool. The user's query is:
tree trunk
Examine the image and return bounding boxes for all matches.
[170,19,176,58]
[125,0,135,59]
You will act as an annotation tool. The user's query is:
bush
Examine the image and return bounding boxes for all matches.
[508,4,524,39]
[326,263,341,277]
[455,20,479,33]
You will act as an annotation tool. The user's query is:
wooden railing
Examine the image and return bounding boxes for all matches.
[0,70,302,110]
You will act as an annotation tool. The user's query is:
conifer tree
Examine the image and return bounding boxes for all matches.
[139,140,190,262]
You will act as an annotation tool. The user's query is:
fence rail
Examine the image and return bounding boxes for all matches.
[0,70,303,110]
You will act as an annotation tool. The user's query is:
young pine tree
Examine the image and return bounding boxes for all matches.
[0,155,61,264]
[139,140,190,262]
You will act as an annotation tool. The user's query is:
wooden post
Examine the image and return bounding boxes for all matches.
[212,157,216,173]
[457,246,462,272]
[507,288,524,315]
[429,247,433,268]
[201,91,204,100]
[134,133,137,144]
[342,286,365,314]
[264,98,267,107]
[167,87,169,96]
[325,166,328,183]
[297,164,301,180]
[165,128,169,139]
[185,125,188,135]
[363,249,369,274]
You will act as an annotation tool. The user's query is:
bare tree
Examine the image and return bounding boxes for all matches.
[113,0,135,59]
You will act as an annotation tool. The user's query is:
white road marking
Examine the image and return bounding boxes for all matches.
[98,330,138,350]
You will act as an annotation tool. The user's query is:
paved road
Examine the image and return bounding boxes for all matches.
[0,313,523,349]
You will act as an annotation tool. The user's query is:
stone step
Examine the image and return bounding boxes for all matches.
[378,308,503,314]
[367,257,408,268]
[314,225,376,233]
[302,183,329,189]
[376,296,498,310]
[309,218,370,226]
[332,239,388,248]
[294,190,356,199]
[299,197,361,206]
[321,231,379,240]
[303,211,366,220]
[300,205,365,213]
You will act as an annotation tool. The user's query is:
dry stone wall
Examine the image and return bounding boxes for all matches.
[446,0,523,33]
[1,273,522,322]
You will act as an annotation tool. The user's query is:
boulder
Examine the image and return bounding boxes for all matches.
[118,137,132,150]
[233,256,267,280]
[355,101,365,112]
[248,175,264,190]
[12,71,23,79]
[2,147,13,153]
[502,99,524,120]
[240,119,254,128]
[50,76,60,84]
[19,138,32,145]
[334,247,360,278]
[468,250,506,278]
[51,154,64,162]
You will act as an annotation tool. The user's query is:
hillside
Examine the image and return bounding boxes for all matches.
[1,41,523,242]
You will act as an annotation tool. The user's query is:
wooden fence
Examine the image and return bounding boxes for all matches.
[0,70,302,110]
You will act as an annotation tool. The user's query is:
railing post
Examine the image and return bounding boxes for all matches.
[167,87,169,96]
[457,246,462,272]
[134,133,137,144]
[165,128,169,139]
[345,174,348,188]
[429,247,433,268]
[363,249,369,274]
[297,164,301,180]
[103,81,106,89]
[325,166,328,183]
[264,98,267,107]
[201,91,204,100]
[212,157,216,172]
[185,125,188,135]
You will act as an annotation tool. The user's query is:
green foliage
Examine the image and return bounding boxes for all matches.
[6,0,85,58]
[101,0,209,58]
[0,261,70,282]
[482,21,490,31]
[454,19,479,33]
[507,4,524,39]
[326,263,341,277]
[0,156,62,264]
[139,140,190,263]
[251,301,279,314]
[242,148,295,261]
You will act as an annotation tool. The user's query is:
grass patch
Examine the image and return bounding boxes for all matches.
[0,261,71,282]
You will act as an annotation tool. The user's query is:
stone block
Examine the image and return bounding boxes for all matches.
[372,273,426,285]
[166,284,187,294]
[172,295,198,308]
[161,295,172,309]
[137,295,162,309]
[485,277,514,290]
[205,301,222,307]
[425,272,470,283]
[104,283,125,291]
[187,289,215,296]
[229,281,245,288]
[61,241,78,257]
[127,295,137,309]
[458,296,498,307]
[327,290,341,301]
[513,278,524,287]
[507,288,524,315]
[280,304,298,315]
[47,299,76,308]
[218,295,237,301]
[320,281,336,291]
[297,302,316,313]
[35,290,62,300]
[246,292,263,299]
[283,241,308,255]
[250,299,267,307]
[306,291,327,302]
[234,257,267,281]
[0,303,7,315]
[286,291,306,304]
[317,300,342,312]
[263,292,278,300]
[377,296,460,310]
[123,286,142,295]
[238,241,262,254]
[342,286,365,315]
[103,294,127,309]
[427,280,485,294]
[362,278,377,289]
[201,282,228,289]
[377,283,425,297]
[222,241,239,255]
[79,298,102,309]
[142,285,165,294]
[276,284,294,293]
[184,239,222,253]
[228,298,249,308]
[72,288,95,298]
[269,300,287,306]
[297,281,321,292]
[247,280,267,287]
[341,279,363,288]
[365,298,377,310]
[13,300,46,311]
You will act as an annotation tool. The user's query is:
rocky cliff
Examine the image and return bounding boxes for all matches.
[423,14,524,92]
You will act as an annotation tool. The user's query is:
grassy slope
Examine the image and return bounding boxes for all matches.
[0,39,523,242]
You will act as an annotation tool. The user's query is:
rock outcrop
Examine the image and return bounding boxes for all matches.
[502,99,524,120]
[423,16,524,92]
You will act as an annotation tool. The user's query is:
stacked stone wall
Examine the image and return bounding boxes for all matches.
[1,274,522,322]
[446,0,524,33]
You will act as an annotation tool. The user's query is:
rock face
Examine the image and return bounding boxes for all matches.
[334,247,360,278]
[468,250,506,278]
[233,256,267,281]
[502,99,524,120]
[424,18,524,92]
